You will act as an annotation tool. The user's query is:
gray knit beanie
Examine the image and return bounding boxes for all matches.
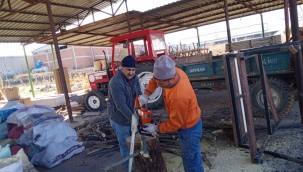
[153,55,176,80]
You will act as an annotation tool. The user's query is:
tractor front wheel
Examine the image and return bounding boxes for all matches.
[85,90,106,111]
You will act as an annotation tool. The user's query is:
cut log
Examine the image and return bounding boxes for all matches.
[127,135,167,172]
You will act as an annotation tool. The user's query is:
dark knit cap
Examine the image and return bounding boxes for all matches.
[121,55,136,68]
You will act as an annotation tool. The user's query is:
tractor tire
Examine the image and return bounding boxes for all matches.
[136,61,154,74]
[136,62,163,109]
[249,78,294,118]
[85,90,106,112]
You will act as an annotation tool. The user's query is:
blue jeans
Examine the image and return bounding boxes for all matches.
[110,119,131,170]
[179,119,204,172]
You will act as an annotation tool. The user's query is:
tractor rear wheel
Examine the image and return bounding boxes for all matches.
[85,90,106,111]
[138,71,163,109]
[136,62,163,109]
[249,78,294,118]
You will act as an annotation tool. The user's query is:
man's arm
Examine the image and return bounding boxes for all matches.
[109,81,133,121]
[144,78,158,96]
[158,99,189,133]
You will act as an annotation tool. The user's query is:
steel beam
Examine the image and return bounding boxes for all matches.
[289,0,303,124]
[22,44,35,97]
[284,0,290,42]
[224,0,233,52]
[45,0,73,122]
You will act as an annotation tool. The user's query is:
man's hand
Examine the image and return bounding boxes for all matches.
[143,123,158,136]
[138,94,149,107]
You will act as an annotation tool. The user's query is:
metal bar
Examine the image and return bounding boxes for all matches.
[92,9,95,22]
[238,53,257,162]
[22,44,35,97]
[289,0,303,124]
[0,9,72,18]
[284,0,290,42]
[196,27,200,48]
[0,0,5,10]
[253,55,278,122]
[0,19,50,24]
[0,27,45,31]
[79,9,91,26]
[45,0,73,122]
[0,35,36,37]
[7,0,11,11]
[224,0,232,52]
[234,57,247,133]
[110,1,114,16]
[223,55,241,146]
[260,14,265,38]
[114,0,124,15]
[257,54,272,135]
[264,150,303,165]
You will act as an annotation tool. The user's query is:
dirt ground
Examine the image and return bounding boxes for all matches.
[35,89,303,172]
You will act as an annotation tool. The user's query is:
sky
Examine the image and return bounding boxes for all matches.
[0,0,303,56]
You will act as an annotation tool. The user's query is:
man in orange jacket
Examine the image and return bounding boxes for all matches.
[139,55,204,172]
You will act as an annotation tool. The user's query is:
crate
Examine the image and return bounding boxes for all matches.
[93,59,106,71]
[0,87,20,101]
[226,35,282,51]
[53,67,71,94]
[16,97,32,106]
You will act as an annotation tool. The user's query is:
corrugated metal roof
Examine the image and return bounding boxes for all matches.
[0,0,302,46]
[0,0,119,43]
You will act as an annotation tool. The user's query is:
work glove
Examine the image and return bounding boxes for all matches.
[138,94,149,107]
[143,123,158,136]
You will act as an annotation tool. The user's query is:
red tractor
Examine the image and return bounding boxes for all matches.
[85,29,170,111]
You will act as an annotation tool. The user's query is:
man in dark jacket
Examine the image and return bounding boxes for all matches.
[107,55,142,170]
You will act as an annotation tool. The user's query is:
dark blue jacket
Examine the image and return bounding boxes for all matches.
[107,70,142,126]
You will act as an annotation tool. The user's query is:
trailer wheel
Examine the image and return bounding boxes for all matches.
[249,78,294,117]
[85,90,106,111]
[137,71,163,109]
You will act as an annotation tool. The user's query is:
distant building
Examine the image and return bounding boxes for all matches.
[32,45,115,71]
[0,56,34,79]
[202,30,280,46]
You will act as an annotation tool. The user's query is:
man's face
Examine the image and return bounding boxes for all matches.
[121,67,136,80]
[154,77,172,88]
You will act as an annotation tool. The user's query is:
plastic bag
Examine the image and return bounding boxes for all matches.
[0,108,18,122]
[0,159,22,172]
[0,122,8,139]
[0,144,11,159]
[1,101,25,110]
[31,139,84,168]
[33,121,77,148]
[22,112,63,133]
[6,105,55,126]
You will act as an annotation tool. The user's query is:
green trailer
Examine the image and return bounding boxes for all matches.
[178,44,296,117]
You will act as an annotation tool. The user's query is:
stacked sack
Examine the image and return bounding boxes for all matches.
[0,102,84,169]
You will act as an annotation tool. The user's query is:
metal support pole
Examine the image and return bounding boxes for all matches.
[45,0,73,122]
[289,0,303,124]
[260,14,265,38]
[284,0,290,42]
[71,46,77,69]
[22,44,35,98]
[51,44,57,69]
[90,46,95,61]
[196,27,200,48]
[257,54,272,135]
[45,49,51,69]
[224,0,233,52]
